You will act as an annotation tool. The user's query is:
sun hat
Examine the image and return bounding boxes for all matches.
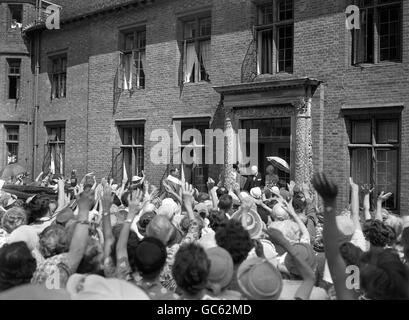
[284,243,318,276]
[237,257,283,300]
[0,193,17,208]
[231,208,263,239]
[206,247,234,294]
[66,274,150,300]
[250,166,258,175]
[131,176,143,183]
[250,187,262,200]
[7,225,39,251]
[1,206,27,234]
[272,203,290,221]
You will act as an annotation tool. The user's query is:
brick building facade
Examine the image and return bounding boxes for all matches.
[1,0,408,214]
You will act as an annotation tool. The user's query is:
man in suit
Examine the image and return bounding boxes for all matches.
[243,165,263,192]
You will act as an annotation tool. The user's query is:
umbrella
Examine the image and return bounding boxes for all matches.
[266,156,290,173]
[0,163,26,180]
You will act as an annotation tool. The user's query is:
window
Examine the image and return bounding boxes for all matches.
[182,16,211,83]
[45,125,65,175]
[119,29,146,90]
[177,121,209,191]
[352,0,402,64]
[7,59,21,100]
[349,116,400,210]
[8,5,23,30]
[50,55,67,99]
[256,0,294,74]
[119,125,144,179]
[5,126,19,165]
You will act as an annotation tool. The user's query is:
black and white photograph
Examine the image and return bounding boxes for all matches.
[0,0,408,306]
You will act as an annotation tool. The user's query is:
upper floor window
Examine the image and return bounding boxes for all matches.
[256,0,294,74]
[352,0,402,65]
[7,59,21,100]
[182,16,211,83]
[119,29,146,90]
[50,55,67,99]
[8,4,23,30]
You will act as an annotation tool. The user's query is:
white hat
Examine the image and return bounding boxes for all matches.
[251,166,258,175]
[131,176,142,183]
[250,187,262,199]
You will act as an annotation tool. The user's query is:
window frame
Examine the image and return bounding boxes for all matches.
[255,0,294,75]
[8,4,23,31]
[6,58,21,100]
[118,124,145,179]
[181,15,212,84]
[5,126,19,165]
[120,28,147,90]
[347,112,401,211]
[45,123,66,175]
[49,55,67,100]
[352,0,402,65]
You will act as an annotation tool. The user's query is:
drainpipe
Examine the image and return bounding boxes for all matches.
[32,31,40,179]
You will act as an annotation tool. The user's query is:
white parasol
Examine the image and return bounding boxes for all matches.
[266,156,290,173]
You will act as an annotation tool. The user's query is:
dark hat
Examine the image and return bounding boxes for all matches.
[137,212,156,237]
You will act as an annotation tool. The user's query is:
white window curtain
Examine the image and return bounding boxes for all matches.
[123,53,133,90]
[200,40,211,78]
[185,43,199,83]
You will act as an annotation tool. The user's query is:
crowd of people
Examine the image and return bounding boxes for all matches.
[0,164,408,300]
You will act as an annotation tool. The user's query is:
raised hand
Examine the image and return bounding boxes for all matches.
[349,177,359,193]
[312,172,338,202]
[101,185,113,213]
[378,191,393,203]
[127,189,144,218]
[206,177,215,191]
[361,184,374,195]
[182,181,195,208]
[288,181,296,196]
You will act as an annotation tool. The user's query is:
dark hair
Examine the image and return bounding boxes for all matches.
[216,187,229,199]
[363,220,397,248]
[121,191,131,208]
[26,194,50,224]
[340,242,363,266]
[218,194,233,212]
[0,242,37,292]
[83,184,93,192]
[292,191,307,214]
[277,180,287,190]
[360,248,409,300]
[39,224,70,258]
[264,188,272,200]
[215,220,253,265]
[170,168,179,175]
[132,237,167,279]
[208,210,229,233]
[112,194,121,207]
[172,243,210,297]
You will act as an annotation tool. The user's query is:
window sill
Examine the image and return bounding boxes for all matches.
[182,81,211,87]
[351,61,402,69]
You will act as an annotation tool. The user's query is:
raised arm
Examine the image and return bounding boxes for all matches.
[284,198,310,244]
[101,185,114,260]
[116,189,144,262]
[66,193,91,272]
[349,177,361,231]
[312,172,356,300]
[182,181,195,221]
[375,191,392,222]
[55,178,67,212]
[206,178,218,210]
[361,184,373,221]
[266,228,315,300]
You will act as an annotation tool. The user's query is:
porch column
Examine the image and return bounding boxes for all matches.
[294,91,314,185]
[223,114,235,190]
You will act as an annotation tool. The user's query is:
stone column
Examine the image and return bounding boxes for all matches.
[223,114,235,190]
[294,92,314,185]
